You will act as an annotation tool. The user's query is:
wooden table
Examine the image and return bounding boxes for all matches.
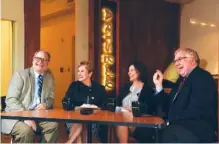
[1,109,165,142]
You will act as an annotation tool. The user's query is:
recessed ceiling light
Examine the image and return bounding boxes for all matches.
[200,23,206,26]
[190,18,197,24]
[210,24,216,27]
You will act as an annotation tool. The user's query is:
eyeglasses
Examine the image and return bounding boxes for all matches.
[173,57,188,64]
[34,57,49,63]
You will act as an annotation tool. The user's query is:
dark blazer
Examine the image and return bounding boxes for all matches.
[117,83,159,115]
[62,81,108,109]
[160,66,218,142]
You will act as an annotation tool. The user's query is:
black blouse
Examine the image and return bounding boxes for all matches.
[62,81,108,109]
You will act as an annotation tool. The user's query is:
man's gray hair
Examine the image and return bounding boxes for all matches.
[175,48,200,65]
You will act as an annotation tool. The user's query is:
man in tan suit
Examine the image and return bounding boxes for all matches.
[1,50,59,143]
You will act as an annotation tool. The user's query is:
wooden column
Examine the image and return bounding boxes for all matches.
[24,0,40,68]
[115,0,120,95]
[75,0,89,80]
[88,0,102,82]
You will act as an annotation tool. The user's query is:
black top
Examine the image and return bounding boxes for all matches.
[62,81,108,110]
[159,66,218,141]
[117,83,160,115]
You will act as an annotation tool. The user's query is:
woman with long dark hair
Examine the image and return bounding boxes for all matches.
[116,61,158,143]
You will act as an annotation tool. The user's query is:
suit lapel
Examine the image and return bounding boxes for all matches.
[30,68,35,102]
[172,76,189,103]
[170,78,181,103]
[172,67,197,103]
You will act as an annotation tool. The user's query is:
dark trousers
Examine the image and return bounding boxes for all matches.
[161,124,200,143]
[132,123,217,143]
[133,127,156,143]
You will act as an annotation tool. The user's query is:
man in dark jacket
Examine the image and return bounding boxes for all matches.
[153,48,218,142]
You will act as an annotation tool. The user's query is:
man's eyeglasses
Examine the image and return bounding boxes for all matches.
[34,57,49,63]
[173,57,188,64]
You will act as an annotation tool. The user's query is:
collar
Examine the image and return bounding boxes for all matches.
[184,66,197,78]
[33,70,44,78]
[79,81,93,88]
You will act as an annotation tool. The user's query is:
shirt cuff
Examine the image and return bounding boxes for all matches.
[155,86,163,94]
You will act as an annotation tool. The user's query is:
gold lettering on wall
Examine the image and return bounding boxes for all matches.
[101,8,115,91]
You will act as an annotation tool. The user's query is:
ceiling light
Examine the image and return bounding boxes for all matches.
[200,23,206,26]
[210,24,216,27]
[190,19,197,24]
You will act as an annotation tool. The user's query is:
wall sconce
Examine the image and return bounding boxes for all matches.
[190,18,217,28]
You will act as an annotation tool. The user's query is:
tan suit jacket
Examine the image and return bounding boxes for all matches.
[1,67,55,134]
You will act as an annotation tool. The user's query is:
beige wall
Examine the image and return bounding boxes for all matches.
[1,0,24,97]
[180,0,219,74]
[41,0,89,108]
[41,14,75,108]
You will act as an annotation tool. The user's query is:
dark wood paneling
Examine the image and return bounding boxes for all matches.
[24,0,40,68]
[119,0,180,86]
[89,0,180,92]
[115,0,120,95]
[89,0,95,64]
[89,0,102,83]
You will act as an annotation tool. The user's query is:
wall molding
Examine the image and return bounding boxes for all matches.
[41,7,74,22]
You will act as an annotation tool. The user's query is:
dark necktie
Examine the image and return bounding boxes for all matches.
[37,75,43,103]
[172,78,186,102]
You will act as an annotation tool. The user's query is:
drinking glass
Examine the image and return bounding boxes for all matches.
[107,98,116,112]
[132,101,141,117]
